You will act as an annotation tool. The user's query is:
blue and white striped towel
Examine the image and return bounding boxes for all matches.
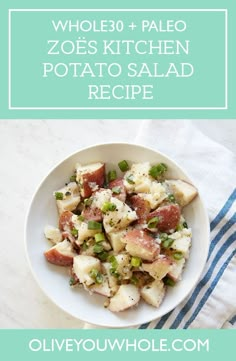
[84,120,236,329]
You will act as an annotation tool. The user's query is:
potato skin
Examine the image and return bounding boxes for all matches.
[147,204,181,232]
[142,256,172,280]
[59,211,74,231]
[82,206,103,222]
[108,178,126,202]
[128,195,151,224]
[124,229,160,261]
[44,248,74,266]
[81,164,105,198]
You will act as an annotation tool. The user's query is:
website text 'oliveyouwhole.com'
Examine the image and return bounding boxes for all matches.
[28,337,209,353]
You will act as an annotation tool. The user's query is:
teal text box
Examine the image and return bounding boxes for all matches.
[9,9,226,110]
[0,329,235,361]
[0,0,236,118]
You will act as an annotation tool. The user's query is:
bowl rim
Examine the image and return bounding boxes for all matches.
[24,142,210,328]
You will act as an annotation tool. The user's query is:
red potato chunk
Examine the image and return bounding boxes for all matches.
[44,225,62,244]
[62,231,76,244]
[89,279,112,297]
[147,204,181,232]
[108,178,127,202]
[44,239,76,266]
[82,206,103,222]
[59,211,74,231]
[61,231,80,254]
[69,268,80,286]
[142,256,172,280]
[55,182,80,215]
[91,188,112,208]
[168,258,186,282]
[166,180,198,207]
[141,280,166,308]
[76,163,105,198]
[108,284,140,312]
[124,229,160,261]
[73,255,101,286]
[128,195,151,224]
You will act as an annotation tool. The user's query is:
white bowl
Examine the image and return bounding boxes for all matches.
[25,143,210,328]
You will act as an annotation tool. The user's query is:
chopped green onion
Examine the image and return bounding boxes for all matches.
[108,170,117,182]
[168,194,176,203]
[173,252,184,260]
[90,268,98,278]
[54,192,64,200]
[97,251,109,261]
[131,257,141,268]
[69,277,76,286]
[95,272,103,284]
[176,223,184,231]
[147,216,159,229]
[70,175,76,182]
[95,233,105,243]
[110,268,120,278]
[157,162,168,172]
[89,269,103,284]
[130,275,138,285]
[111,186,121,194]
[101,202,117,213]
[77,215,85,222]
[149,163,168,178]
[84,197,93,206]
[107,203,116,211]
[87,221,103,231]
[93,243,104,254]
[71,228,78,237]
[108,255,117,263]
[108,255,116,263]
[160,233,168,241]
[126,174,135,184]
[82,242,88,251]
[108,255,118,269]
[118,160,129,172]
[183,221,188,228]
[162,238,174,249]
[163,277,176,287]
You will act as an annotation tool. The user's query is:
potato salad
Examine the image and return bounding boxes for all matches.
[44,160,197,312]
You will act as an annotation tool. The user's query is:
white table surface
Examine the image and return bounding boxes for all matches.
[0,119,235,328]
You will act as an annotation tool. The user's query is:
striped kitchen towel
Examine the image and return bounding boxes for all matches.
[84,120,236,329]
